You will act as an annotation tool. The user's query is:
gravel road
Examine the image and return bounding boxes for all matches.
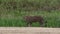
[0,27,60,34]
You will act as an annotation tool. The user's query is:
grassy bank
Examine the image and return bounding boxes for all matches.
[0,0,60,27]
[0,10,60,27]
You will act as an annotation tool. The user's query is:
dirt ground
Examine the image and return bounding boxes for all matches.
[0,27,60,34]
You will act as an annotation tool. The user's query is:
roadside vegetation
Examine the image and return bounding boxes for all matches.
[0,0,60,27]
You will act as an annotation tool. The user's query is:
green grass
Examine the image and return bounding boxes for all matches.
[0,0,60,27]
[0,10,60,27]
